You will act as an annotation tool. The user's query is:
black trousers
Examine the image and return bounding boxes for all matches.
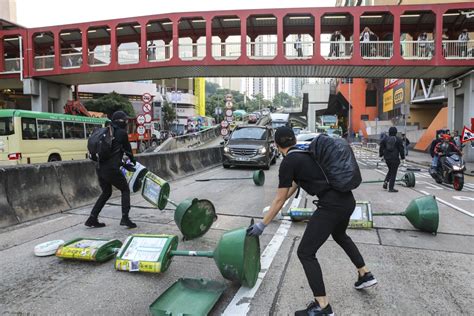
[297,201,366,297]
[90,167,130,218]
[384,160,400,190]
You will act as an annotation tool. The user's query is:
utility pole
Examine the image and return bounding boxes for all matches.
[348,78,352,141]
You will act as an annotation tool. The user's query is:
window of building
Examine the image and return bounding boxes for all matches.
[361,114,369,121]
[366,90,377,107]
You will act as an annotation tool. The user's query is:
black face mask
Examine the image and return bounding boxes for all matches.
[114,120,127,129]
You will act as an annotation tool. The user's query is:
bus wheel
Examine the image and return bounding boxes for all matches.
[48,154,62,162]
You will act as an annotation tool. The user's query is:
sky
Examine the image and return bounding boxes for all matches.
[17,0,337,27]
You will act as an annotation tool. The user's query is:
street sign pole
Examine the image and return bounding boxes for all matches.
[348,79,352,142]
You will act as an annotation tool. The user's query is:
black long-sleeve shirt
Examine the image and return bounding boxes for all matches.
[99,123,134,170]
[379,135,405,161]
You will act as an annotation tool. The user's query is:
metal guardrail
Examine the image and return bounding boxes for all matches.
[321,41,353,59]
[401,40,434,60]
[443,40,474,59]
[361,41,393,59]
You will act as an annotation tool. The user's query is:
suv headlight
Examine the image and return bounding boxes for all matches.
[258,146,267,154]
[224,146,229,153]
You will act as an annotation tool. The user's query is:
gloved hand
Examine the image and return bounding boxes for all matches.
[129,157,137,165]
[123,164,136,172]
[246,222,266,237]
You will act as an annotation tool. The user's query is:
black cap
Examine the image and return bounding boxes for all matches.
[275,126,296,148]
[111,111,128,121]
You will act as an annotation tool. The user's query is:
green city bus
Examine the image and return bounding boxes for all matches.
[0,110,108,165]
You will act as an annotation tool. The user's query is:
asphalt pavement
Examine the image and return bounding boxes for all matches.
[1,148,473,315]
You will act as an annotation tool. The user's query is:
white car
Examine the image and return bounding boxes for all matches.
[295,133,320,150]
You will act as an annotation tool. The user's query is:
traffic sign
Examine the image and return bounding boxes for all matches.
[144,113,152,123]
[226,116,233,122]
[225,109,233,117]
[142,93,153,103]
[220,120,229,128]
[137,115,146,125]
[220,128,229,136]
[225,101,233,109]
[137,125,146,135]
[142,103,152,113]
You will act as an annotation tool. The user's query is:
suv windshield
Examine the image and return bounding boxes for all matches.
[231,127,267,140]
[0,117,14,136]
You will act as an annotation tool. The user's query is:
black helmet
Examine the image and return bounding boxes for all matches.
[111,111,129,122]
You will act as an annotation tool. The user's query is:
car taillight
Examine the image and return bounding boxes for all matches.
[8,153,22,160]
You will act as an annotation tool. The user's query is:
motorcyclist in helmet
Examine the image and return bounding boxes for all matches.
[434,134,462,168]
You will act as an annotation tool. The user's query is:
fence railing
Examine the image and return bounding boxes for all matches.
[34,55,54,70]
[118,48,140,65]
[179,43,206,61]
[443,40,474,59]
[61,52,83,68]
[211,42,241,60]
[88,50,111,67]
[321,41,353,59]
[401,40,434,59]
[361,41,393,59]
[147,44,173,62]
[284,41,314,59]
[3,58,22,73]
[247,41,277,59]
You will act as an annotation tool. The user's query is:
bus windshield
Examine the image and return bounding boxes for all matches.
[0,117,14,135]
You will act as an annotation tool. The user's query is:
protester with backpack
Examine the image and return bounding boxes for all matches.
[379,127,405,193]
[247,127,377,316]
[85,110,138,228]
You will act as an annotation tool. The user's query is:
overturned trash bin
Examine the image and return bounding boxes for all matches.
[56,238,123,262]
[115,226,261,287]
[361,171,416,188]
[195,169,265,186]
[149,278,226,316]
[141,172,217,240]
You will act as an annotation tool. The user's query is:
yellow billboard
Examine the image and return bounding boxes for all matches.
[383,89,394,112]
[194,78,206,116]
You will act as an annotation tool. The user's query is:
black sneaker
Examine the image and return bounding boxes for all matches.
[295,301,334,316]
[84,216,106,228]
[354,272,378,290]
[382,182,388,190]
[120,217,137,228]
[388,189,399,193]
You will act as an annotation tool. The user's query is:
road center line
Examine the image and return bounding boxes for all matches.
[223,195,302,315]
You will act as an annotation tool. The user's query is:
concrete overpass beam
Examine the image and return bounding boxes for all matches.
[24,78,72,113]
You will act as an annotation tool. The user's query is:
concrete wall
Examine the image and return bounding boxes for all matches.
[0,146,223,228]
[155,126,221,152]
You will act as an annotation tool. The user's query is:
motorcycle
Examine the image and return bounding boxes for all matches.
[430,152,465,191]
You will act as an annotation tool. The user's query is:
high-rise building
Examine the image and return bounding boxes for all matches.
[0,0,16,22]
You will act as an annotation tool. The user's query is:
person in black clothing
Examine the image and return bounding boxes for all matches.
[85,111,138,228]
[379,127,405,192]
[247,127,377,316]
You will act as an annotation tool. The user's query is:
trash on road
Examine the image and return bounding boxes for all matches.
[34,240,65,257]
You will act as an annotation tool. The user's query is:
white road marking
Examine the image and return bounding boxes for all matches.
[418,190,474,217]
[223,195,302,315]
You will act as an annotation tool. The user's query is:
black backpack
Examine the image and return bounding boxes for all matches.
[289,135,362,192]
[87,126,114,162]
[385,136,397,152]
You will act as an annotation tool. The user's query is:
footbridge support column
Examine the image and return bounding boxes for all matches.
[447,71,474,162]
[23,78,72,113]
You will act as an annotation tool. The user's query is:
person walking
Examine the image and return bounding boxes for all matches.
[247,127,377,316]
[295,34,303,57]
[379,127,405,192]
[401,133,410,156]
[85,111,138,228]
[458,29,469,57]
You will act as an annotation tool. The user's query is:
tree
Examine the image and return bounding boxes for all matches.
[84,91,135,118]
[273,92,293,108]
[161,101,176,130]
